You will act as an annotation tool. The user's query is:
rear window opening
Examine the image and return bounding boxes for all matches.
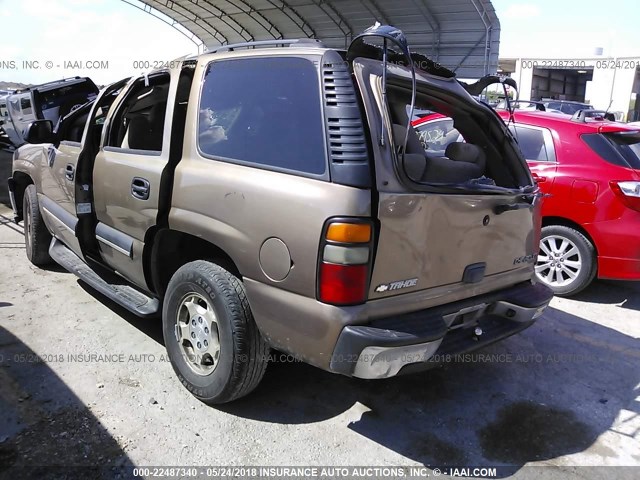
[582,131,640,170]
[386,85,526,192]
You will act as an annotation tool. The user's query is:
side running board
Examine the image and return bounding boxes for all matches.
[49,238,160,318]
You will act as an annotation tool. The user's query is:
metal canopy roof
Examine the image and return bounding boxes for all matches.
[123,0,500,78]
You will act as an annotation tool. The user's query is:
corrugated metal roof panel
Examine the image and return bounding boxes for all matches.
[125,0,500,78]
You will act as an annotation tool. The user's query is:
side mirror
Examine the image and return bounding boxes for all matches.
[24,120,56,144]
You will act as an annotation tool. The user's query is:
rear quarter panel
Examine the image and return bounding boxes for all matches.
[170,55,372,299]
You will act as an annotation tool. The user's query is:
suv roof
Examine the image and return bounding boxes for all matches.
[497,109,640,133]
[15,76,94,94]
[207,38,327,53]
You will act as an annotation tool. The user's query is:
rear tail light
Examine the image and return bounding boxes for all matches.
[610,181,640,212]
[318,220,373,306]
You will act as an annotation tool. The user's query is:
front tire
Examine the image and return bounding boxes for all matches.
[162,260,269,404]
[535,225,596,296]
[23,184,52,266]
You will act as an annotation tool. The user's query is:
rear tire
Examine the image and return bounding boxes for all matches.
[535,225,596,296]
[23,184,52,266]
[162,260,269,404]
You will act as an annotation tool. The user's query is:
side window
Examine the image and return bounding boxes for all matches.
[20,97,33,116]
[413,117,464,156]
[509,125,555,161]
[59,109,90,143]
[106,73,170,152]
[198,57,326,175]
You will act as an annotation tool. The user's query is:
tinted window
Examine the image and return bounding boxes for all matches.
[583,132,640,169]
[198,57,326,175]
[20,97,33,116]
[508,126,550,161]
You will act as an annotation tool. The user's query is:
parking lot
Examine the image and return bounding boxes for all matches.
[0,150,638,478]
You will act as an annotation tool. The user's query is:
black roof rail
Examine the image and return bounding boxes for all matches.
[571,109,615,122]
[208,38,326,53]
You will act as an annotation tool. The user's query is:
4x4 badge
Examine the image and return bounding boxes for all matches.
[375,278,418,293]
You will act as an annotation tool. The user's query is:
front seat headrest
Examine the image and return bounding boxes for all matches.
[445,142,486,171]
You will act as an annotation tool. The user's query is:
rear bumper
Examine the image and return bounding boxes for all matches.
[585,213,640,280]
[329,281,553,379]
[598,256,640,281]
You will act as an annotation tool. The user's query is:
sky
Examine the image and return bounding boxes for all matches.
[0,0,639,85]
[0,0,198,85]
[492,0,640,58]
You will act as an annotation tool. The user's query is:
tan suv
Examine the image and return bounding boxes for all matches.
[8,25,552,403]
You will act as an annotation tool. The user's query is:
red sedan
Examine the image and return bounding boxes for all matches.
[413,110,640,296]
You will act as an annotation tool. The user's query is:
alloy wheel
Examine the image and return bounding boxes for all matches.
[536,235,582,287]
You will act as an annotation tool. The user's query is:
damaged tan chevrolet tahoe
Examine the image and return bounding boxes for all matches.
[7,25,553,404]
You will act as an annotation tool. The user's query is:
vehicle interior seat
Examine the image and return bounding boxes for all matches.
[393,123,428,180]
[124,100,167,151]
[393,124,485,183]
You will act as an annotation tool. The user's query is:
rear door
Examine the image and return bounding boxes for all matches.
[508,124,558,195]
[92,71,172,290]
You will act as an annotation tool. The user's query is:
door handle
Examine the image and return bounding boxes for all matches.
[532,173,547,183]
[65,164,75,181]
[131,177,150,200]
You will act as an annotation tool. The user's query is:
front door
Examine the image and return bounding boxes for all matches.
[39,140,83,257]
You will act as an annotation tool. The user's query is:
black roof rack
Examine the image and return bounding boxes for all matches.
[571,109,615,123]
[208,38,326,54]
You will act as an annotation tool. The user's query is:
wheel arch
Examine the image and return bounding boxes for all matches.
[541,216,599,257]
[11,170,34,221]
[146,228,242,298]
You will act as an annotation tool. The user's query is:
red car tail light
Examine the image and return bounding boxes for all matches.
[318,219,373,306]
[610,181,640,212]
